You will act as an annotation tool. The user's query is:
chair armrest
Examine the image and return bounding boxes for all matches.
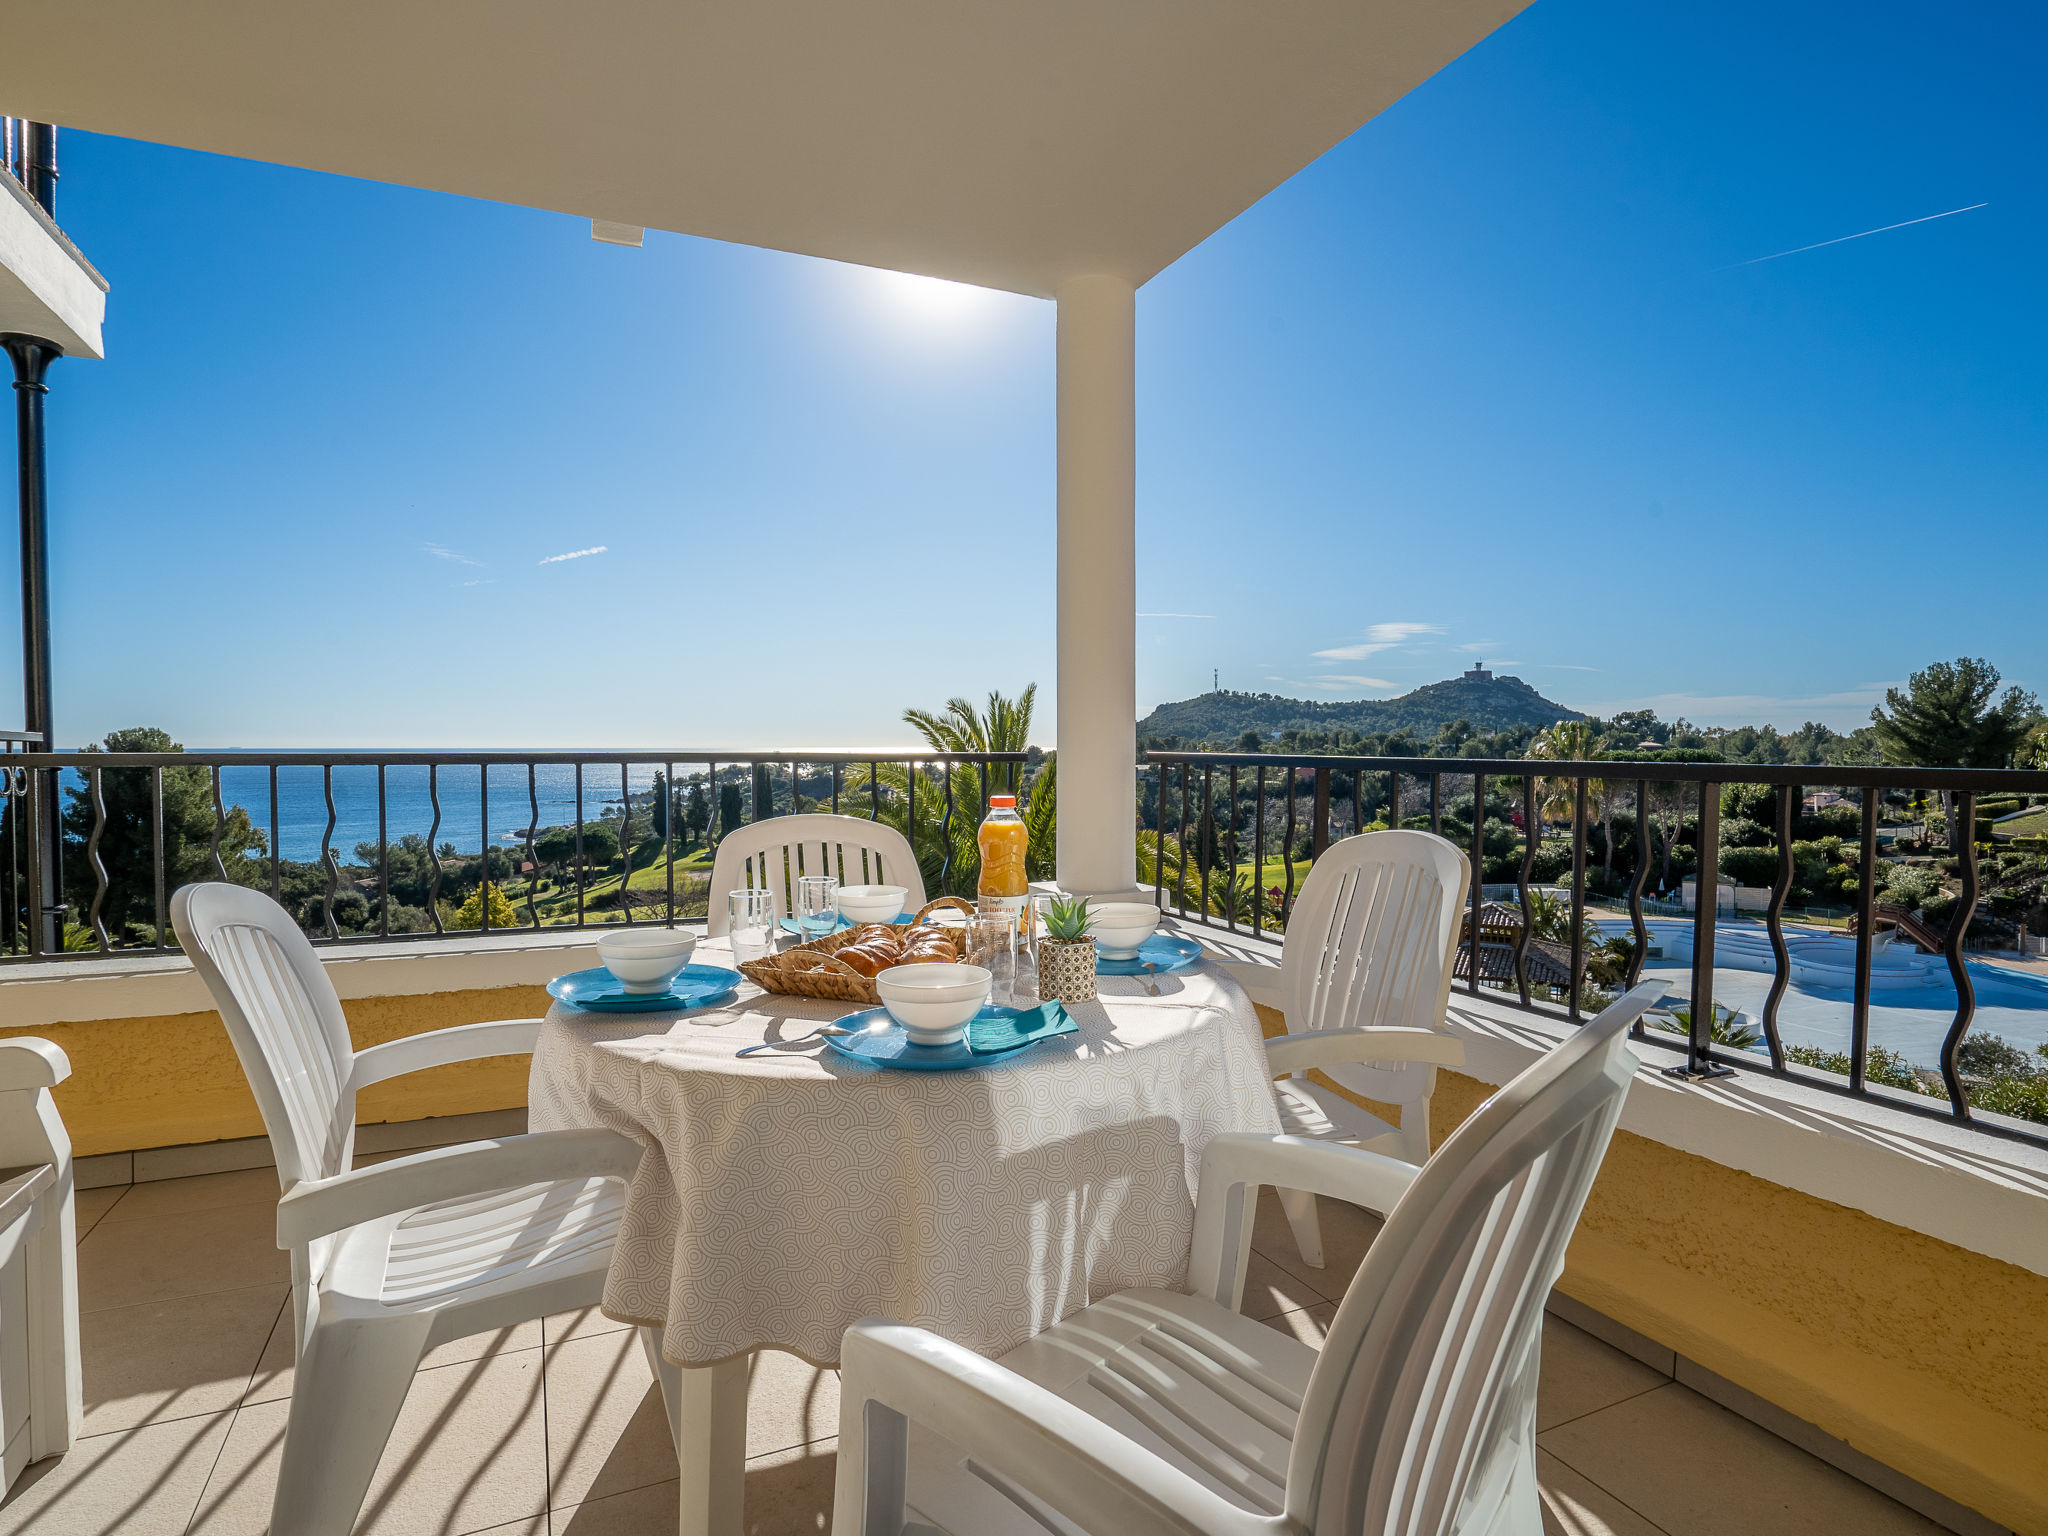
[837,1319,1277,1536]
[347,1018,545,1092]
[1187,1134,1423,1309]
[275,1128,642,1248]
[0,1038,70,1091]
[1263,1026,1463,1078]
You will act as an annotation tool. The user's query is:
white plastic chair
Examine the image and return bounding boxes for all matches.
[1265,829,1471,1267]
[172,883,649,1536]
[833,981,1662,1536]
[704,812,926,935]
[0,1038,81,1491]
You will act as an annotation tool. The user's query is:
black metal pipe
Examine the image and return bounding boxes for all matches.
[23,123,56,217]
[5,336,59,950]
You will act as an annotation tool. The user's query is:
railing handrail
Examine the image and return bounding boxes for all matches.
[7,748,1027,769]
[1142,748,2048,792]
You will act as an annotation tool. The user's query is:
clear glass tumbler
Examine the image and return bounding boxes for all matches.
[796,874,840,941]
[967,906,1018,1006]
[728,888,777,965]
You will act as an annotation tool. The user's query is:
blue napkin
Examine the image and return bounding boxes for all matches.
[968,1001,1077,1054]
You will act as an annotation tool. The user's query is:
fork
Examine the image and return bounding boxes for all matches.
[735,1024,859,1057]
[1142,962,1160,997]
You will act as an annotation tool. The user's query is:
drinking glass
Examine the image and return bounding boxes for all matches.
[796,874,840,941]
[728,888,777,965]
[968,906,1018,1005]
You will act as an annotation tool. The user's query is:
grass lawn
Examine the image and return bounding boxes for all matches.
[1996,808,2048,839]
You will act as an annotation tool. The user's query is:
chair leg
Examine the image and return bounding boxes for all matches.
[271,1313,433,1536]
[1278,1186,1325,1268]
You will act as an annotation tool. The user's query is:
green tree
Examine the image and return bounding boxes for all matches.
[649,771,670,841]
[718,783,744,840]
[683,782,710,847]
[58,727,266,940]
[450,881,521,930]
[1872,658,2040,854]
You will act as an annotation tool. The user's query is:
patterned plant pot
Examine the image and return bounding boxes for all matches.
[1038,937,1098,1004]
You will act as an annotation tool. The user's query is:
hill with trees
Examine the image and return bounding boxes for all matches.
[1138,672,1584,746]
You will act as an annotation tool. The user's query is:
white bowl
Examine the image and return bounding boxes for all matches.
[835,884,909,924]
[596,928,697,994]
[875,962,991,1046]
[1087,901,1161,960]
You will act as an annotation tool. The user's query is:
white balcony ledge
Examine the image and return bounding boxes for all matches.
[0,170,106,358]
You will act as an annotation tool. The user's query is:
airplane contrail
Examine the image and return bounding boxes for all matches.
[1722,202,1987,269]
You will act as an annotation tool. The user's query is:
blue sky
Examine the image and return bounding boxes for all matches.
[11,0,2043,748]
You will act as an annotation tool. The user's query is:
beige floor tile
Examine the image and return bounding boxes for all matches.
[73,1184,128,1239]
[245,1308,541,1408]
[1239,1247,1331,1321]
[82,1283,287,1436]
[77,1201,290,1313]
[97,1167,280,1225]
[551,1478,680,1535]
[543,1305,631,1346]
[1251,1185,1384,1294]
[542,1330,676,1509]
[741,1439,837,1536]
[1538,1450,1670,1535]
[1537,1317,1668,1432]
[1540,1383,1944,1536]
[1259,1301,1337,1350]
[193,1347,549,1536]
[0,1411,232,1536]
[747,1350,839,1458]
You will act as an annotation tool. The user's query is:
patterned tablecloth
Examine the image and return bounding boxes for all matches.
[528,936,1280,1367]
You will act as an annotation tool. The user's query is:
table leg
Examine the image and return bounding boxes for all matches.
[646,1330,749,1536]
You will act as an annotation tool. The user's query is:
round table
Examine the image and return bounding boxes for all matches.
[528,933,1279,1534]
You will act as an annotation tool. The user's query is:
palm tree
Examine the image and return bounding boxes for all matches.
[1526,721,1613,883]
[848,688,1048,896]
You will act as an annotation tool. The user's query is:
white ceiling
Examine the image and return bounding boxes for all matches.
[2,1,1530,297]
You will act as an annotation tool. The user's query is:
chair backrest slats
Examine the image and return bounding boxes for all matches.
[172,883,358,1186]
[1282,831,1469,1107]
[1286,982,1659,1536]
[705,814,927,935]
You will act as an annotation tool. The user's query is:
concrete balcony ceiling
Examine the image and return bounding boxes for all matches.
[0,0,1529,296]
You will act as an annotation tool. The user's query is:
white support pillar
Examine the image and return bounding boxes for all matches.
[1054,274,1140,898]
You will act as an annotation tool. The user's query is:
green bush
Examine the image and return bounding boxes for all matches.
[1719,846,1779,887]
[1969,1075,2048,1125]
[1718,815,1773,849]
[1958,1033,2038,1080]
[1720,783,1778,826]
[1881,865,1941,910]
[1785,1042,1926,1093]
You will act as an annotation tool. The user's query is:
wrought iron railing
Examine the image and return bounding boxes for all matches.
[1144,750,2048,1146]
[1,748,1027,962]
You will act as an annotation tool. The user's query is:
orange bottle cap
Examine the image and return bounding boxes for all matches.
[990,795,1017,808]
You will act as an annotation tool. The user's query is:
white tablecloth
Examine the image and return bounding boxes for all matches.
[528,937,1280,1366]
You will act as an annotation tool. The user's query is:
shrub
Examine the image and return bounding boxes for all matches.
[1719,846,1779,887]
[1969,1075,2048,1125]
[1718,816,1773,849]
[1881,865,1941,910]
[1958,1033,2039,1080]
[1721,783,1777,826]
[1785,1042,1927,1092]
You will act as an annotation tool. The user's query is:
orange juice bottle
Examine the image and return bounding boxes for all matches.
[977,794,1029,933]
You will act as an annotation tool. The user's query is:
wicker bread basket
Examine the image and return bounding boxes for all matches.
[736,896,975,1005]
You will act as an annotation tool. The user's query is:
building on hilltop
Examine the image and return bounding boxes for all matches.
[1463,662,1494,682]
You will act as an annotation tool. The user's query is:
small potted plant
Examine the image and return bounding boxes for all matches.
[1037,895,1097,1004]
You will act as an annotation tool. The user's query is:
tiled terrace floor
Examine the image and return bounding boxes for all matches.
[4,1166,1947,1536]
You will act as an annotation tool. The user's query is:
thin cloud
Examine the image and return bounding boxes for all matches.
[1312,675,1393,690]
[1454,640,1498,655]
[461,578,496,588]
[423,542,483,568]
[1546,664,1601,672]
[1721,202,1986,269]
[1138,612,1216,619]
[538,545,608,565]
[1314,621,1443,661]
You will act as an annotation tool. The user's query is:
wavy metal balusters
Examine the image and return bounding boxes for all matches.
[1568,778,1588,1021]
[426,765,445,934]
[573,764,586,927]
[480,764,492,933]
[832,762,841,816]
[320,765,339,939]
[1201,767,1216,918]
[1220,766,1238,931]
[1674,780,1731,1080]
[663,760,675,928]
[1938,789,1980,1119]
[268,764,282,904]
[85,765,108,951]
[617,762,632,927]
[869,760,879,821]
[1512,775,1535,1007]
[1760,782,1795,1070]
[1430,773,1442,838]
[151,766,167,949]
[1466,772,1485,997]
[1176,765,1191,916]
[1280,768,1295,923]
[1624,778,1651,990]
[209,766,227,879]
[938,761,955,897]
[1849,790,1878,1091]
[524,764,540,929]
[1252,765,1266,936]
[378,765,390,939]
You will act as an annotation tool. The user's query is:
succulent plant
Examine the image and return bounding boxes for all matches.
[1042,894,1093,943]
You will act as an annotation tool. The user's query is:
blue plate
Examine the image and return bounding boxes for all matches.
[1096,932,1204,976]
[548,964,743,1013]
[777,912,909,936]
[823,1005,1075,1071]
